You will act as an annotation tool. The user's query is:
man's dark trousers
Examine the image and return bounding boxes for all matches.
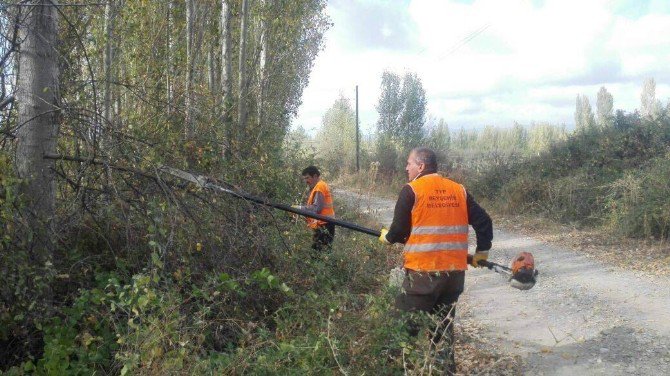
[312,222,335,251]
[395,270,465,375]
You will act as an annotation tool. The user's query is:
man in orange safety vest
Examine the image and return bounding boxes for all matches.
[379,147,493,374]
[296,166,335,251]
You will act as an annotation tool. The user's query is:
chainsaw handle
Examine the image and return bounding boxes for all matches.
[476,260,493,268]
[466,254,511,271]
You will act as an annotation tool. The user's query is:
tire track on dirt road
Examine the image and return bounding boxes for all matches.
[336,188,670,376]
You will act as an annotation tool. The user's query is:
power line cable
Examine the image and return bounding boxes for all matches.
[436,23,491,61]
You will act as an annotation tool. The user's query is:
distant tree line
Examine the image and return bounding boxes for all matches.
[575,78,670,132]
[306,75,670,179]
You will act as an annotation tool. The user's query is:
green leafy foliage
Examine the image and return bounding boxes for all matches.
[316,95,358,175]
[375,71,427,173]
[468,111,670,238]
[606,154,670,238]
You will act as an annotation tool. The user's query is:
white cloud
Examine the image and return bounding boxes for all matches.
[294,0,670,134]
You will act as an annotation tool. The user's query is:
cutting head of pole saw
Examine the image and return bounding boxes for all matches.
[469,251,539,290]
[507,252,538,290]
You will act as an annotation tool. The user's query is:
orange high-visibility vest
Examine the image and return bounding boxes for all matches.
[403,173,469,272]
[306,180,335,229]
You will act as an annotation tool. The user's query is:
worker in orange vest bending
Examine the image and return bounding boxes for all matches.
[296,166,335,251]
[379,147,493,375]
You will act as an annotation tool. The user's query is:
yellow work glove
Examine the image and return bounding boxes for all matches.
[379,228,391,244]
[471,251,489,268]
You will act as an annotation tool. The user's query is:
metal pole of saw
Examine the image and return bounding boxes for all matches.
[467,254,512,273]
[158,166,382,237]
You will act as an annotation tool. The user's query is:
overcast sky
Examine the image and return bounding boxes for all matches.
[293,0,670,135]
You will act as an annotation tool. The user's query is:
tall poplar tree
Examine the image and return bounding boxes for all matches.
[220,0,233,157]
[575,94,595,132]
[237,0,250,144]
[375,70,427,172]
[317,95,356,174]
[596,86,614,129]
[641,78,658,118]
[398,72,426,151]
[376,71,402,138]
[185,0,195,141]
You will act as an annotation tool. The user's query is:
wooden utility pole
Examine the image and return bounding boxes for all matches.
[355,85,360,172]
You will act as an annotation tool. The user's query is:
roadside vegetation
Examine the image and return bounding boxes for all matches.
[466,111,670,240]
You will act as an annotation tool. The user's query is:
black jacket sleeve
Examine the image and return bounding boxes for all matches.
[467,192,493,252]
[386,184,414,244]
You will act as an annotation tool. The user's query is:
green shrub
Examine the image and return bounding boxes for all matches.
[606,155,670,238]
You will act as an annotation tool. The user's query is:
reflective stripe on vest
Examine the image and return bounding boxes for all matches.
[403,173,469,272]
[404,242,469,252]
[410,225,469,235]
[307,180,335,229]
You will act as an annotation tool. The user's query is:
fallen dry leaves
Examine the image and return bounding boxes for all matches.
[494,214,670,277]
[454,313,523,375]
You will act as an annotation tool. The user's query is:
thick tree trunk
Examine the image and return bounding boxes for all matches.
[237,0,250,150]
[16,0,60,258]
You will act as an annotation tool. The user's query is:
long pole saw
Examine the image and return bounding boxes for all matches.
[159,166,537,288]
[158,166,381,237]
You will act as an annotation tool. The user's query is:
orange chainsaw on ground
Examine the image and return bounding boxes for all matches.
[468,252,538,290]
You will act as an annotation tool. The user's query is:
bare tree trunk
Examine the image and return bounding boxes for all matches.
[257,0,266,129]
[16,0,59,260]
[208,50,216,95]
[220,0,232,157]
[237,0,250,150]
[166,0,173,116]
[115,53,124,121]
[103,0,115,128]
[185,0,195,141]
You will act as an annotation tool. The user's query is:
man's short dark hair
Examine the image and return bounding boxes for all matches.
[302,166,321,177]
[411,147,438,171]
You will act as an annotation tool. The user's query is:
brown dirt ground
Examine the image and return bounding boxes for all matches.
[454,317,523,375]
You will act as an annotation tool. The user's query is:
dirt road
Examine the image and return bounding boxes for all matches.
[336,188,670,375]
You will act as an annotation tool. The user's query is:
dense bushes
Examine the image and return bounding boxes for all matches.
[606,155,670,238]
[466,112,670,238]
[2,146,448,374]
